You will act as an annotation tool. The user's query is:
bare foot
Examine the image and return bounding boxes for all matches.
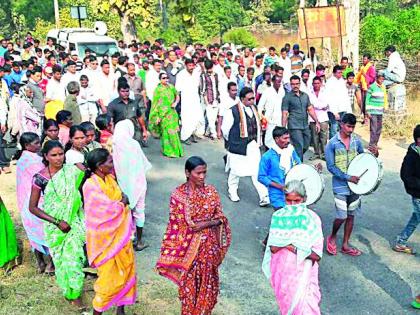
[134,242,149,252]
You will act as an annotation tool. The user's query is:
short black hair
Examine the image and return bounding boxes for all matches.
[239,87,253,100]
[333,65,342,73]
[341,113,357,125]
[301,69,310,76]
[227,82,237,90]
[347,71,355,78]
[272,126,289,139]
[95,114,111,131]
[56,110,72,124]
[385,45,396,53]
[290,75,301,82]
[117,82,130,91]
[413,124,420,141]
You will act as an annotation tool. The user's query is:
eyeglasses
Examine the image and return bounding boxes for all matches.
[161,77,168,80]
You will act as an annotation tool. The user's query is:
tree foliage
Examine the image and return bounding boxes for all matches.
[360,6,420,58]
[222,28,258,47]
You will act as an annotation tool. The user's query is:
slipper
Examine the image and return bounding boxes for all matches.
[392,244,416,255]
[326,236,337,255]
[134,243,149,252]
[411,295,420,309]
[341,247,362,256]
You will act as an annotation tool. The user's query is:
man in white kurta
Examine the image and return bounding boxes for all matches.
[258,75,285,149]
[222,87,269,207]
[176,59,204,142]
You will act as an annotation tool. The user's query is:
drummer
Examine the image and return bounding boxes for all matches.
[258,126,301,211]
[325,113,378,257]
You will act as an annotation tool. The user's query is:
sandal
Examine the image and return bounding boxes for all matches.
[134,242,149,252]
[326,236,337,255]
[392,244,416,255]
[411,295,420,309]
[341,247,362,256]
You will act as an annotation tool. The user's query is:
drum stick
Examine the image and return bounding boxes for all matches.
[359,169,368,178]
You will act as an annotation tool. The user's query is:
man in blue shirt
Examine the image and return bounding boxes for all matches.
[325,113,378,257]
[258,126,301,210]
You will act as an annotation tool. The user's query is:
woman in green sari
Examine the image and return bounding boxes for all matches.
[0,197,19,269]
[29,140,86,308]
[149,73,184,158]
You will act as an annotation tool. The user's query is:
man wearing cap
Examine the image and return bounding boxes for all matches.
[290,44,304,75]
[70,51,83,72]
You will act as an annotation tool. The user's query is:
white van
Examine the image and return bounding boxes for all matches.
[46,22,119,59]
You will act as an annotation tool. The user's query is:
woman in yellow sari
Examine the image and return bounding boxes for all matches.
[83,148,137,315]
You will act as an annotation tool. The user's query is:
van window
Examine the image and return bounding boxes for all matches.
[69,43,76,51]
[77,42,118,58]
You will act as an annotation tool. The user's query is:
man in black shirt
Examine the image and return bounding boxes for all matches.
[108,81,148,143]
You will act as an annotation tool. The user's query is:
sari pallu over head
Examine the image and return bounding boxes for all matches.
[83,174,134,267]
[16,151,47,254]
[156,183,231,285]
[262,203,323,279]
[112,119,152,209]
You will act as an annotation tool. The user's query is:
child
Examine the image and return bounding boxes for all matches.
[365,73,388,147]
[80,121,101,152]
[95,114,113,152]
[55,110,73,146]
[64,125,87,165]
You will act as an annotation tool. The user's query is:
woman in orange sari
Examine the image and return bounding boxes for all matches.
[156,156,231,315]
[83,148,137,315]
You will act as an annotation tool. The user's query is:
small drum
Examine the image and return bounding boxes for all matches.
[347,152,383,195]
[285,164,325,205]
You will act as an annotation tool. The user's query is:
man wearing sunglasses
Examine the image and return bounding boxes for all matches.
[222,87,269,207]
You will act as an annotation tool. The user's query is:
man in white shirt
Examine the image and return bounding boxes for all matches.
[214,54,227,78]
[309,76,330,159]
[278,48,292,84]
[382,45,406,87]
[176,59,204,144]
[258,74,285,149]
[45,65,65,103]
[253,54,265,77]
[61,60,80,91]
[325,65,352,138]
[97,60,115,108]
[219,82,239,139]
[145,59,162,101]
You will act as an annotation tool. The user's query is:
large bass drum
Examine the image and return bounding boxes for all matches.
[285,164,325,205]
[347,152,383,195]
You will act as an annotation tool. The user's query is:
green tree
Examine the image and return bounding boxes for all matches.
[268,0,297,23]
[94,0,158,42]
[223,28,258,47]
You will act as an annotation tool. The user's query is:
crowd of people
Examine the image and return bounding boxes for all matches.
[0,33,418,314]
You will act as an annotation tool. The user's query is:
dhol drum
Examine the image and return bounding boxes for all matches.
[347,152,383,195]
[285,164,325,205]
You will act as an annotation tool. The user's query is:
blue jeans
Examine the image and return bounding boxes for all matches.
[396,197,420,245]
[382,69,403,87]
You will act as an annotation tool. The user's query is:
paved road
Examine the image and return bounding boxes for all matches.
[137,136,419,315]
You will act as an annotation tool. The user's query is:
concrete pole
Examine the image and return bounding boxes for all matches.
[54,0,60,28]
[343,0,360,70]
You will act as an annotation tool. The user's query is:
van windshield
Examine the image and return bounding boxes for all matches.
[77,42,119,58]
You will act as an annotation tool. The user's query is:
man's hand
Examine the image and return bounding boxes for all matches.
[271,182,284,191]
[348,176,360,184]
[315,121,321,133]
[171,102,177,108]
[0,124,6,134]
[315,163,323,172]
[142,130,148,141]
[368,145,379,157]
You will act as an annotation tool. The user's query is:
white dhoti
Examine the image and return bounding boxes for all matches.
[180,98,205,141]
[226,140,268,200]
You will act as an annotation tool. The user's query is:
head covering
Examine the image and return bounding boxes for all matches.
[112,120,152,209]
[293,44,300,50]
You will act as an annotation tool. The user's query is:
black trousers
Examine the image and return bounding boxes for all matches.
[289,128,311,161]
[0,130,10,167]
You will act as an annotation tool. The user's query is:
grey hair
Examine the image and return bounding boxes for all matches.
[285,180,307,198]
[67,81,80,94]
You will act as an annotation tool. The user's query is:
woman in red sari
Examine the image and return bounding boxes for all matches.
[156,156,231,315]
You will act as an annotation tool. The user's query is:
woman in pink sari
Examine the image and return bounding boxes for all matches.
[83,148,137,315]
[16,132,54,273]
[262,180,324,315]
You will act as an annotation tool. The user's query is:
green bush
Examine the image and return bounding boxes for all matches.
[360,6,420,58]
[222,28,258,48]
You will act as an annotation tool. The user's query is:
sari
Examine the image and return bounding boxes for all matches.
[43,164,86,300]
[156,183,231,315]
[83,174,137,312]
[262,204,323,315]
[0,200,19,268]
[16,151,47,254]
[149,83,183,158]
[113,120,151,224]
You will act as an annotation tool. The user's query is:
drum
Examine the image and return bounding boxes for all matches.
[285,164,325,205]
[347,152,383,195]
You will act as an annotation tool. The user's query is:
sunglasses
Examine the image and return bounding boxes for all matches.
[161,77,168,79]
